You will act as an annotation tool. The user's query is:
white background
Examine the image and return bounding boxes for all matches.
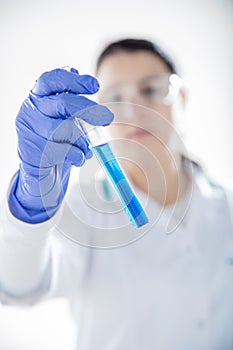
[0,0,233,349]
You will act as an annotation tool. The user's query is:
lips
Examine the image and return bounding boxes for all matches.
[127,127,150,139]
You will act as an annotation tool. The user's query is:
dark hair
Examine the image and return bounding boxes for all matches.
[96,38,178,75]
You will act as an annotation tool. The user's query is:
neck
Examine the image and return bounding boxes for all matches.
[122,151,190,207]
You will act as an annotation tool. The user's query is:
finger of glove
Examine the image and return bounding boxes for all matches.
[44,141,87,167]
[48,142,86,167]
[19,97,87,146]
[30,93,114,126]
[17,121,92,166]
[51,121,93,159]
[65,145,86,167]
[19,98,106,152]
[45,140,92,167]
[31,68,100,96]
[38,141,86,168]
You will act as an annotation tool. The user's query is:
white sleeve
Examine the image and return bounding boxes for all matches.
[0,196,55,305]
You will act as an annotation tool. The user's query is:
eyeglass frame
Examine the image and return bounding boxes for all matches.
[97,73,183,107]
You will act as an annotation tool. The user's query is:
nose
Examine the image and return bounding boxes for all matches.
[107,88,146,124]
[121,101,141,121]
[116,87,142,120]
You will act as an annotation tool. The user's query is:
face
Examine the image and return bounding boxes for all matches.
[96,51,182,161]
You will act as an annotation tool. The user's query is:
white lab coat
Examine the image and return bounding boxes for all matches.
[0,160,233,350]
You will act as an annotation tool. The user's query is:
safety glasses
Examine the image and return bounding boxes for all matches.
[98,74,182,107]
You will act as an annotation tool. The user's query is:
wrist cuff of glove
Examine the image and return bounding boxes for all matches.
[8,170,69,224]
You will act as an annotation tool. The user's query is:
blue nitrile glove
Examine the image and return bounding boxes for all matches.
[8,68,114,224]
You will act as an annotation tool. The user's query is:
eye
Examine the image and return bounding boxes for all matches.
[99,89,124,103]
[102,92,123,103]
[141,86,162,97]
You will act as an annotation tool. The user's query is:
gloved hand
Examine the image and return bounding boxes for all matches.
[8,68,114,224]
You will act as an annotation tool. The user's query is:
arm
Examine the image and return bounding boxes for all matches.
[0,187,52,305]
[0,68,113,304]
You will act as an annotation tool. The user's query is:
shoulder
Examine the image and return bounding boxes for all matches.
[218,183,233,222]
[191,160,233,225]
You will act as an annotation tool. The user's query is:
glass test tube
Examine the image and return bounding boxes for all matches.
[76,120,149,228]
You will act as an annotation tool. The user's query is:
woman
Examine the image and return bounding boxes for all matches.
[0,38,233,350]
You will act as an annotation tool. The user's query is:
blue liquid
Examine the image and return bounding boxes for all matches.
[92,143,149,228]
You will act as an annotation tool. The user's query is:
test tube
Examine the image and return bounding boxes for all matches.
[76,120,149,228]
